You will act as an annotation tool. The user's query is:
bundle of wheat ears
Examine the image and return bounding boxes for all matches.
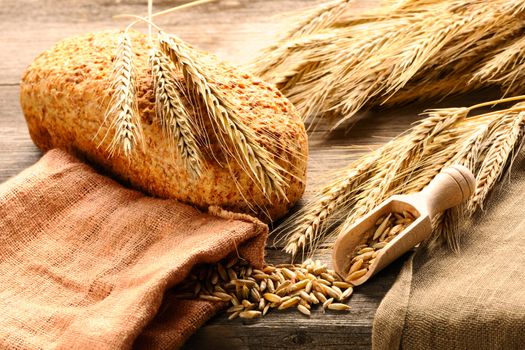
[253,0,525,129]
[276,95,525,258]
[104,29,289,203]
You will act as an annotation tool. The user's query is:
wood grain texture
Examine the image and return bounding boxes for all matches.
[0,0,492,348]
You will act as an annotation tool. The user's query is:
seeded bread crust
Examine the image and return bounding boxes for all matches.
[20,31,308,221]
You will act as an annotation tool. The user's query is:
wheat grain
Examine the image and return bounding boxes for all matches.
[150,47,203,177]
[327,303,351,311]
[158,32,288,199]
[343,212,415,281]
[104,32,143,156]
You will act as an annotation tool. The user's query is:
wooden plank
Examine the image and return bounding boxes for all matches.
[0,86,41,181]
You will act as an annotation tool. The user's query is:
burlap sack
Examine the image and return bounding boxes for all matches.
[0,149,268,349]
[373,154,525,349]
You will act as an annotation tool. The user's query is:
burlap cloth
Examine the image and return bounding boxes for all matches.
[0,149,268,349]
[373,154,525,349]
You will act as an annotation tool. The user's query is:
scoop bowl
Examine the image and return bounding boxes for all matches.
[332,165,475,285]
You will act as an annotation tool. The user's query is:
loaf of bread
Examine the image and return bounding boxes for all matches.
[20,31,308,221]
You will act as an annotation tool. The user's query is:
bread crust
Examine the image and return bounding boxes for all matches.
[20,31,308,221]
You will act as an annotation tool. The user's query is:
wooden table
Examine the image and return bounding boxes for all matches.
[0,1,484,348]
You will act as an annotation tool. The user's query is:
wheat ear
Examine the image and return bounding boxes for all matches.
[276,153,378,259]
[151,47,203,178]
[333,5,492,124]
[105,32,143,156]
[471,35,525,94]
[288,0,353,39]
[276,108,467,257]
[253,0,352,78]
[158,33,288,199]
[469,111,525,212]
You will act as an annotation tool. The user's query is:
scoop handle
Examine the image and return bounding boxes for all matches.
[418,165,476,218]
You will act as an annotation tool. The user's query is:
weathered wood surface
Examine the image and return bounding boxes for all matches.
[0,1,490,349]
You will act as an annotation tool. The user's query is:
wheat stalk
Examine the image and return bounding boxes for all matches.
[276,95,525,258]
[158,32,288,199]
[104,32,143,156]
[382,71,478,107]
[287,0,352,39]
[432,208,460,251]
[378,18,523,107]
[332,3,504,125]
[501,67,525,96]
[151,46,203,178]
[433,16,524,75]
[470,35,525,95]
[291,29,398,122]
[102,1,218,157]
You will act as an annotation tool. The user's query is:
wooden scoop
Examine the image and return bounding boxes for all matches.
[332,165,475,286]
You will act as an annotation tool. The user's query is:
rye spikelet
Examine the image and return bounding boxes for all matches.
[158,32,288,199]
[276,95,525,257]
[104,32,143,156]
[151,47,203,178]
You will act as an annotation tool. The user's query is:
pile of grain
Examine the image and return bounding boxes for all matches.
[174,257,354,319]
